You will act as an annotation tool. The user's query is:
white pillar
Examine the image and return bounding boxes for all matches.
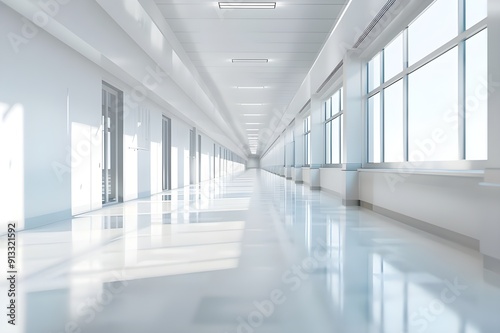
[480,0,500,279]
[340,50,364,206]
[292,120,304,184]
[309,94,324,190]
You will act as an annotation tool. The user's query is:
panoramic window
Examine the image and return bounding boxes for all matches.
[466,0,487,29]
[384,80,404,162]
[408,0,458,66]
[325,88,343,164]
[368,53,381,92]
[366,0,487,165]
[384,33,404,82]
[408,48,459,161]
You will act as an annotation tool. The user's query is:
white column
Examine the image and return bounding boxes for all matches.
[341,50,364,206]
[485,0,500,183]
[292,120,304,184]
[480,0,500,276]
[309,94,324,190]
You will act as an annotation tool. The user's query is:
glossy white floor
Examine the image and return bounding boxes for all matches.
[1,169,500,333]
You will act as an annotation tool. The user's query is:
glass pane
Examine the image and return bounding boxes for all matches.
[408,47,459,162]
[465,29,488,160]
[384,33,404,81]
[325,121,332,163]
[368,53,381,92]
[408,0,458,66]
[340,87,344,111]
[340,114,344,163]
[384,80,404,162]
[325,98,332,119]
[332,90,340,116]
[305,134,311,165]
[332,117,340,164]
[466,0,487,30]
[368,93,381,163]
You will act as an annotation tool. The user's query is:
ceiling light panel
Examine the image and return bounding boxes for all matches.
[232,59,269,63]
[219,2,276,9]
[237,86,265,89]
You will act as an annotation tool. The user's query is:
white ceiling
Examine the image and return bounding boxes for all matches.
[153,0,349,155]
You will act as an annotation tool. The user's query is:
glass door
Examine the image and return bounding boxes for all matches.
[102,85,119,204]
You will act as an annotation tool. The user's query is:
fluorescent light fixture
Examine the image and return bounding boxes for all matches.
[245,122,262,125]
[246,129,259,131]
[243,114,265,116]
[239,103,264,106]
[219,2,276,9]
[232,59,269,63]
[237,86,265,89]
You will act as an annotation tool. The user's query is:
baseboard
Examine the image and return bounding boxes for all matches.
[320,187,342,198]
[24,209,72,230]
[360,201,480,251]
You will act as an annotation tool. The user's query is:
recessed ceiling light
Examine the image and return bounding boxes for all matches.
[219,2,276,9]
[232,59,269,63]
[237,86,265,89]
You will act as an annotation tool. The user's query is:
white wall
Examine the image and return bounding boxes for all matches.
[358,170,485,241]
[0,5,102,226]
[320,168,343,195]
[302,168,311,186]
[246,157,260,169]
